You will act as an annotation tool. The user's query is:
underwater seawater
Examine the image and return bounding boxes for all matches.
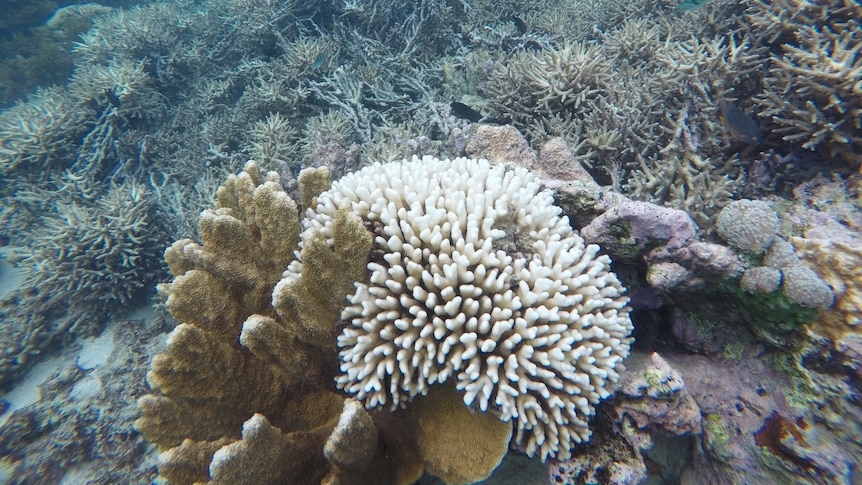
[0,0,860,483]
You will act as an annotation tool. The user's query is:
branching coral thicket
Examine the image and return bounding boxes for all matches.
[0,87,87,174]
[747,0,861,156]
[68,57,162,121]
[1,25,179,392]
[478,0,768,223]
[337,0,463,61]
[748,0,861,159]
[486,42,613,131]
[0,177,163,388]
[249,112,299,166]
[621,14,764,226]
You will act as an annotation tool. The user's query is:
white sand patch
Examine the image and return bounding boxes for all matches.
[122,302,157,322]
[76,324,117,370]
[68,373,104,401]
[0,354,67,428]
[58,460,98,485]
[0,249,24,299]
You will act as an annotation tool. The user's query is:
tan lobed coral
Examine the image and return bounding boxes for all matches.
[327,156,633,461]
[137,160,517,484]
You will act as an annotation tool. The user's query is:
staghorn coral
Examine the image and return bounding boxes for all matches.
[325,156,633,461]
[0,177,162,387]
[248,112,299,167]
[748,0,862,161]
[0,86,88,174]
[484,42,613,132]
[67,57,162,121]
[603,18,663,68]
[625,148,743,229]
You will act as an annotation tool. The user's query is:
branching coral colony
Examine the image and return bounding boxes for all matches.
[137,157,633,483]
[748,0,861,161]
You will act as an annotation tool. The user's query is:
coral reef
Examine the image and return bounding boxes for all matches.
[0,0,860,483]
[549,352,702,485]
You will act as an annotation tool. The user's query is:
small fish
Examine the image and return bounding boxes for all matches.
[676,0,709,11]
[104,90,121,108]
[311,53,327,70]
[510,15,527,35]
[719,98,763,145]
[450,101,483,122]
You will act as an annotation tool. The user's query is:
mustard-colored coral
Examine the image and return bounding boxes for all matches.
[272,208,373,349]
[298,166,332,209]
[791,237,862,341]
[409,384,513,485]
[323,399,378,471]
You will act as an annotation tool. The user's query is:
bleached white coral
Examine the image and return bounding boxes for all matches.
[291,156,633,461]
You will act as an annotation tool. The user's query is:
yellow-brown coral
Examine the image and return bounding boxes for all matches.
[409,384,512,485]
[136,161,390,484]
[791,237,862,341]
